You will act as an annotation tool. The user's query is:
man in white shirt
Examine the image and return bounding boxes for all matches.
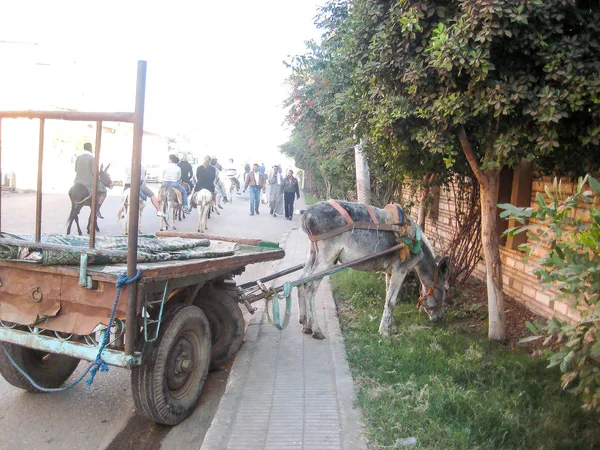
[124,165,166,217]
[224,158,241,194]
[161,155,191,214]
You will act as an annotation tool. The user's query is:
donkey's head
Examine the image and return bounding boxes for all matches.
[99,163,114,189]
[418,255,450,322]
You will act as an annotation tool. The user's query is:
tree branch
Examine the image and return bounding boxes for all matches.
[458,126,488,190]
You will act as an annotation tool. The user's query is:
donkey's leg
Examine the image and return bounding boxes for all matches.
[74,206,83,235]
[298,246,338,340]
[378,266,410,337]
[66,206,75,235]
[298,242,318,326]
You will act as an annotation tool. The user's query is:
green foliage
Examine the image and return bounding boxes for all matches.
[331,269,600,449]
[500,175,600,412]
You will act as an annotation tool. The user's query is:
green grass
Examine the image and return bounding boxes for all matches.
[331,270,600,450]
[303,191,320,206]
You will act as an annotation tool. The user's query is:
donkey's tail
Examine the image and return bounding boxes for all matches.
[77,195,92,206]
[117,191,129,222]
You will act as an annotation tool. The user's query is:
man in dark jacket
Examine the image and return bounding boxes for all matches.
[282,169,300,220]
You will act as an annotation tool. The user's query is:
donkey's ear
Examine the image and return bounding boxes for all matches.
[100,163,104,172]
[105,163,111,171]
[438,256,450,280]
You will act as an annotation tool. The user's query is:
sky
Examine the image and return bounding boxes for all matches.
[0,0,326,166]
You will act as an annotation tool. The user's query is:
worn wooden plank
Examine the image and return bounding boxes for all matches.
[139,249,285,282]
[156,231,265,246]
[0,259,117,283]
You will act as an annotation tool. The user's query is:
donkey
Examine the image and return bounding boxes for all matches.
[117,188,146,235]
[298,200,450,340]
[191,189,213,233]
[66,164,113,235]
[158,186,180,231]
[177,181,192,222]
[223,177,236,204]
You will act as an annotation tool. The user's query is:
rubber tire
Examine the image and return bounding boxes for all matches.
[193,290,245,370]
[131,305,211,425]
[0,343,80,393]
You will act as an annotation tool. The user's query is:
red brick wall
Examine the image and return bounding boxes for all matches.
[402,177,583,324]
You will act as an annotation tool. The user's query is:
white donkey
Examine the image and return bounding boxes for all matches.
[117,188,146,235]
[191,189,213,233]
[298,200,450,340]
[223,177,237,204]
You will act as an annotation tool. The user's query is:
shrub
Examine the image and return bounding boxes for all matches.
[500,175,600,412]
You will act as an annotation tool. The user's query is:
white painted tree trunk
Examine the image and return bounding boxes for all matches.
[480,173,506,341]
[458,126,506,342]
[355,139,371,205]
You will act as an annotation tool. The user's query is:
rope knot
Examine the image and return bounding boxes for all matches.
[117,270,141,288]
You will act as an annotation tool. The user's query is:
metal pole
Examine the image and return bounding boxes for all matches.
[35,119,45,243]
[89,121,102,249]
[125,60,146,356]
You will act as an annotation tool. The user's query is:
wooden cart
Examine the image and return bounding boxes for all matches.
[0,61,285,425]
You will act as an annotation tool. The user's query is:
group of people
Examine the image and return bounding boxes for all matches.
[244,163,300,220]
[74,142,301,224]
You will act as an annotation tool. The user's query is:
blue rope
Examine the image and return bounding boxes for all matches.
[87,270,140,385]
[0,270,140,392]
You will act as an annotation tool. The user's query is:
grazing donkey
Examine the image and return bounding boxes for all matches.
[117,188,146,235]
[191,189,213,233]
[299,200,450,340]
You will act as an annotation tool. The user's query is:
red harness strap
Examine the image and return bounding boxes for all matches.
[328,199,353,224]
[366,205,379,224]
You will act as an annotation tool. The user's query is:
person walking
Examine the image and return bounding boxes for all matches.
[74,142,107,218]
[268,165,284,217]
[243,163,266,216]
[282,169,300,220]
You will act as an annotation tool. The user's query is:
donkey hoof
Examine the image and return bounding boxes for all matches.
[299,315,307,325]
[312,331,326,340]
[302,326,313,335]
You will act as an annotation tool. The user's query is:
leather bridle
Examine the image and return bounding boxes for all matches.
[416,267,445,313]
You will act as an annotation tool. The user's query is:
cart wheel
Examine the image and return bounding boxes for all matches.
[0,343,80,392]
[194,290,245,370]
[131,305,211,425]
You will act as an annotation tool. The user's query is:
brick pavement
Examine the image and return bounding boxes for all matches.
[200,221,367,450]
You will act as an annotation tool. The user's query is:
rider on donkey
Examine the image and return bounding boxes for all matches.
[161,154,191,214]
[74,142,106,218]
[124,165,167,218]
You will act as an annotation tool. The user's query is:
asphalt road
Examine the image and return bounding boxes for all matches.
[0,184,300,449]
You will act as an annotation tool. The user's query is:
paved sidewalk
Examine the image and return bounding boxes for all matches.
[201,224,367,450]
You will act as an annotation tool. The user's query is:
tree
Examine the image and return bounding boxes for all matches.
[341,0,600,340]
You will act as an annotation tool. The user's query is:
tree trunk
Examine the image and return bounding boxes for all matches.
[354,139,371,205]
[479,172,506,341]
[459,127,506,342]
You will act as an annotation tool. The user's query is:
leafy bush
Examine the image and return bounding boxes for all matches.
[500,175,600,412]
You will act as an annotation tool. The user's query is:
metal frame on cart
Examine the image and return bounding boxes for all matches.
[0,60,148,359]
